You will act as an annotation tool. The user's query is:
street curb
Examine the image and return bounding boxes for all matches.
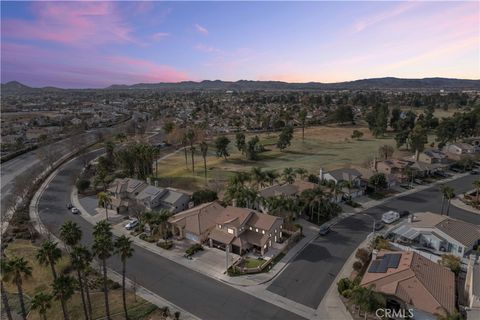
[29,150,200,320]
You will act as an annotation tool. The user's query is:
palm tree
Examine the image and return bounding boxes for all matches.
[5,257,31,320]
[187,128,196,173]
[52,275,77,320]
[115,236,134,319]
[97,191,112,221]
[443,186,455,216]
[264,170,279,186]
[59,221,82,252]
[251,167,266,189]
[299,109,307,140]
[36,240,62,280]
[72,245,93,319]
[71,246,91,320]
[181,133,189,170]
[282,167,296,184]
[93,221,114,320]
[0,258,13,320]
[473,179,480,203]
[200,141,209,184]
[294,168,308,180]
[31,292,53,320]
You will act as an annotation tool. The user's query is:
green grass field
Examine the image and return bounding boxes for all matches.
[155,125,414,191]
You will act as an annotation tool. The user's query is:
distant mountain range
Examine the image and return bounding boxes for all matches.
[2,77,480,93]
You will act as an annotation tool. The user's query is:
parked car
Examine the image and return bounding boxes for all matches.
[399,210,410,218]
[125,219,139,230]
[71,207,79,214]
[318,225,331,236]
[66,203,73,210]
[471,169,479,175]
[382,211,400,224]
[373,221,385,231]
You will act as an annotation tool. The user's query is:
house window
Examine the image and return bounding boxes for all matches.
[218,225,222,229]
[263,244,267,249]
[458,246,462,253]
[262,230,265,234]
[255,228,258,233]
[227,228,234,234]
[249,226,252,230]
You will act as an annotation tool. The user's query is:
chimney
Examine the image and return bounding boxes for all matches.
[319,167,324,181]
[408,214,415,223]
[232,199,237,207]
[372,249,379,260]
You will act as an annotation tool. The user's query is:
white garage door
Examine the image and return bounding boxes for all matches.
[186,232,199,242]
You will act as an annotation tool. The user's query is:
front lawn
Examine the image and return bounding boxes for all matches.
[242,257,266,269]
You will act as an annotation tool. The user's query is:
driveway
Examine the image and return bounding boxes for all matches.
[268,173,480,309]
[37,149,306,320]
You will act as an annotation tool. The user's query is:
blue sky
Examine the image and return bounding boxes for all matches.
[1,1,479,88]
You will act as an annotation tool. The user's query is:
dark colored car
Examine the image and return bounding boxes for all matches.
[399,210,410,218]
[319,225,331,236]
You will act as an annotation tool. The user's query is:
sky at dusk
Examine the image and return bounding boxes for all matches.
[1,1,479,88]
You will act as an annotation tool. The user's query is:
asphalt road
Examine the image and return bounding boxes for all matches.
[268,174,480,309]
[37,150,306,320]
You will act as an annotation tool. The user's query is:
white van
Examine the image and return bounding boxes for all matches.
[382,211,400,224]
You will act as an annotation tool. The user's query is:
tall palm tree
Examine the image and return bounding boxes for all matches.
[251,167,266,189]
[182,133,189,170]
[115,236,134,319]
[52,275,77,320]
[97,191,112,221]
[264,170,279,186]
[187,128,196,173]
[92,221,114,320]
[282,167,296,184]
[299,109,307,141]
[59,221,82,252]
[31,292,53,320]
[72,246,93,319]
[473,179,480,203]
[200,141,209,184]
[36,240,62,280]
[71,246,91,320]
[294,168,308,180]
[443,186,455,216]
[0,258,13,320]
[5,257,31,320]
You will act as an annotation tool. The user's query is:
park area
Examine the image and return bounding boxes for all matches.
[155,125,415,191]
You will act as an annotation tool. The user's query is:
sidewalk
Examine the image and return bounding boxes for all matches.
[451,190,480,215]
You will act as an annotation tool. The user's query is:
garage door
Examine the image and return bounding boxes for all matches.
[186,232,199,242]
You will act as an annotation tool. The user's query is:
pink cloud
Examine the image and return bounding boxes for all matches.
[2,2,135,45]
[195,24,209,35]
[1,42,190,88]
[152,32,170,41]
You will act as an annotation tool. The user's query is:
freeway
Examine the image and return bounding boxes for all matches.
[268,174,480,309]
[37,149,306,320]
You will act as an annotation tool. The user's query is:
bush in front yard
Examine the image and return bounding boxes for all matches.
[157,240,173,250]
[353,261,363,272]
[76,179,91,193]
[185,243,203,256]
[337,278,352,295]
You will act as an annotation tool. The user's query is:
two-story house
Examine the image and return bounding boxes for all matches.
[208,206,283,256]
[443,142,476,161]
[320,168,366,200]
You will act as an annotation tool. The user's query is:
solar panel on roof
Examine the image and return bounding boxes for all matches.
[368,260,381,273]
[386,254,402,268]
[377,257,389,272]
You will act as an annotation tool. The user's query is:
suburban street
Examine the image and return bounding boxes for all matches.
[36,149,306,320]
[268,174,480,309]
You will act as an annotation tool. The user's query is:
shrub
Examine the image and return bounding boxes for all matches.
[192,189,218,205]
[76,179,91,193]
[157,241,173,250]
[439,254,461,274]
[355,248,371,264]
[185,243,203,256]
[337,278,351,294]
[353,261,363,272]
